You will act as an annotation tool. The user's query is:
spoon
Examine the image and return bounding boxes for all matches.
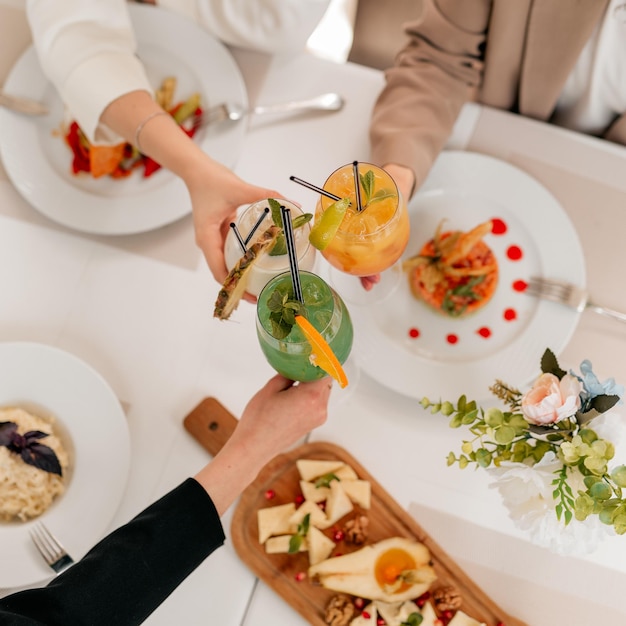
[200,92,344,127]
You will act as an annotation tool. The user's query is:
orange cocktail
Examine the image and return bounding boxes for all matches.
[315,163,409,276]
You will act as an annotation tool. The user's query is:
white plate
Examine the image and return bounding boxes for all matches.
[349,151,586,401]
[0,342,130,588]
[0,4,247,235]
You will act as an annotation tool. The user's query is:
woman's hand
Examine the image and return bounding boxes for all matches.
[184,159,281,285]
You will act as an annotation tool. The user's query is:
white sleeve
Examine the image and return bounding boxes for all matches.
[157,0,331,53]
[26,0,153,144]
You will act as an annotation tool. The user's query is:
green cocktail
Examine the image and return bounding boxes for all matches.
[256,271,353,382]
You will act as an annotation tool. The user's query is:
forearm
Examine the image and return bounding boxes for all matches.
[370,0,489,193]
[0,479,224,626]
[194,435,269,516]
[99,89,213,184]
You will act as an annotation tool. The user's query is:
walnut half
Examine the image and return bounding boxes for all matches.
[343,515,369,545]
[432,585,462,612]
[324,594,355,626]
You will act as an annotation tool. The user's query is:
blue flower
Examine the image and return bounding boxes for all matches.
[579,360,624,401]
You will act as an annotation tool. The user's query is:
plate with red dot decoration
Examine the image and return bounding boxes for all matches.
[345,151,585,401]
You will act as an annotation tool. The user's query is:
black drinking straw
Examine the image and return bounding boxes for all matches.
[280,205,304,303]
[353,160,363,212]
[229,222,246,253]
[244,207,270,246]
[289,175,341,202]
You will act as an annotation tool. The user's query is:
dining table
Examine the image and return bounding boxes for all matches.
[2,2,626,625]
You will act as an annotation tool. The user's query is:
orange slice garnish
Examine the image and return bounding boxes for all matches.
[295,315,348,388]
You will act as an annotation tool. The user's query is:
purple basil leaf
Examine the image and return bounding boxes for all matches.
[23,430,50,444]
[0,421,18,447]
[20,443,63,476]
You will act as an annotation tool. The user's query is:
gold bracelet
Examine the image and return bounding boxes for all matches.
[134,110,169,154]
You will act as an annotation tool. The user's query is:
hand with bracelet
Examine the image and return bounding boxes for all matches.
[102,90,282,284]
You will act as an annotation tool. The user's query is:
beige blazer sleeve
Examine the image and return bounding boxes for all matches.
[369,0,491,193]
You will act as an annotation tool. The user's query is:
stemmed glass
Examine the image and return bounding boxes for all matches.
[295,162,410,305]
[255,205,358,403]
[223,198,316,298]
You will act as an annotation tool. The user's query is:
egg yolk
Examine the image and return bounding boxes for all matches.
[374,548,416,592]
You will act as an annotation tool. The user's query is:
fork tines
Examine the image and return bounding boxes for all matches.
[30,522,74,574]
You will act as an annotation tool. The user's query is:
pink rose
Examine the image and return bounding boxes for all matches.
[521,373,582,425]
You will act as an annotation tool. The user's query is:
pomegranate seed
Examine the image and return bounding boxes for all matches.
[264,489,275,500]
[434,620,444,626]
[416,591,430,608]
[294,571,306,582]
[353,598,365,610]
[294,494,305,505]
[361,611,370,619]
[333,529,345,542]
[442,610,454,619]
[376,618,385,626]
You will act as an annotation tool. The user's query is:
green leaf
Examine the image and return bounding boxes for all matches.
[314,473,339,488]
[359,170,375,204]
[484,408,504,427]
[589,394,621,414]
[589,481,612,501]
[288,534,302,553]
[401,612,424,626]
[540,348,566,378]
[475,448,493,468]
[494,425,516,445]
[268,198,282,227]
[611,465,626,488]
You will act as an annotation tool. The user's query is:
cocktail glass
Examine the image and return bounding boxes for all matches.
[256,270,353,384]
[224,198,316,297]
[316,162,409,304]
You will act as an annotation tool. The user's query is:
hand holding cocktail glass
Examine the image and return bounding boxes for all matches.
[215,200,353,390]
[291,161,410,303]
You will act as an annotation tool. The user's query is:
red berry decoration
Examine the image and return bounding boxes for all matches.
[376,618,385,625]
[294,494,305,505]
[353,598,365,610]
[361,611,370,619]
[294,571,306,582]
[333,529,345,542]
[264,489,275,500]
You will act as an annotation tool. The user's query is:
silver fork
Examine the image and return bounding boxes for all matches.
[194,92,344,129]
[30,522,75,574]
[526,276,626,322]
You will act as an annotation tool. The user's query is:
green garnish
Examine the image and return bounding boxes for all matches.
[288,513,310,553]
[441,275,486,317]
[359,170,394,208]
[267,284,306,339]
[314,472,339,488]
[401,612,424,626]
[267,198,313,256]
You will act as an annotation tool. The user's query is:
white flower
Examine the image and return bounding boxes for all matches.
[488,452,614,554]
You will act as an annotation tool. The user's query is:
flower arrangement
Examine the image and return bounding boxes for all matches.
[423,349,626,551]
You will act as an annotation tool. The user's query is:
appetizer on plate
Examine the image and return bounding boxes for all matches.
[404,220,498,318]
[63,76,202,179]
[0,407,69,522]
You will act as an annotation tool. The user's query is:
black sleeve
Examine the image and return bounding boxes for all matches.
[0,478,226,625]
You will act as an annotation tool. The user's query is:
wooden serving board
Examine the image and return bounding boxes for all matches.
[184,398,527,626]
